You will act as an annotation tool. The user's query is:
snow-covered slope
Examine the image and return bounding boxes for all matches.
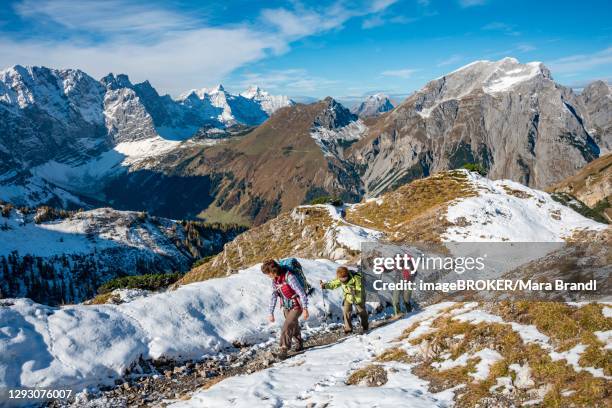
[432,57,547,102]
[174,303,457,408]
[443,171,606,241]
[347,170,606,244]
[30,136,182,196]
[0,260,345,394]
[0,205,241,305]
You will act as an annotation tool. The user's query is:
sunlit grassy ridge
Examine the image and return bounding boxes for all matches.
[179,206,335,284]
[346,170,476,243]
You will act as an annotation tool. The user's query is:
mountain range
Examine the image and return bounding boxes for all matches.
[0,58,610,227]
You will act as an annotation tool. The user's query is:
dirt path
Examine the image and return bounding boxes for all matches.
[46,316,398,408]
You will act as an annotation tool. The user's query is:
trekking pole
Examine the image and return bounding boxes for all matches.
[321,287,328,326]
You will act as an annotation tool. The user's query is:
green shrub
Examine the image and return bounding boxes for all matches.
[461,163,487,176]
[97,272,183,294]
[550,192,609,224]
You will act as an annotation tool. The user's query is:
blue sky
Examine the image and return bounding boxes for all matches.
[0,0,610,101]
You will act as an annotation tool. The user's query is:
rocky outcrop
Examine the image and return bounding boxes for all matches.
[349,58,600,194]
[578,80,612,152]
[0,65,109,173]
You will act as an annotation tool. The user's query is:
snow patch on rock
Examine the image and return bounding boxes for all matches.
[444,171,606,242]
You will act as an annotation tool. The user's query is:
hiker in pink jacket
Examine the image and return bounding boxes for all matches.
[262,259,310,359]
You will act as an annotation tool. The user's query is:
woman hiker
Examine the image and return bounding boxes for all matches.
[262,259,310,359]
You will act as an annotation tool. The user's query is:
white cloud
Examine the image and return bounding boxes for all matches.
[547,47,612,74]
[1,0,398,96]
[482,22,520,36]
[260,6,347,39]
[459,0,487,7]
[234,69,339,95]
[516,43,536,52]
[381,68,419,79]
[362,13,417,29]
[362,15,385,29]
[437,54,463,67]
[261,1,400,38]
[14,0,199,36]
[0,29,280,97]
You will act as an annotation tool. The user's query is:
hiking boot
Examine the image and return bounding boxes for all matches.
[273,347,288,359]
[294,342,304,352]
[359,327,369,335]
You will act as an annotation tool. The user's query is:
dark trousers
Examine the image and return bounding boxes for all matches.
[342,301,369,332]
[392,288,412,314]
[280,308,303,349]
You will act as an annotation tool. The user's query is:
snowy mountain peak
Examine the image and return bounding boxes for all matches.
[241,85,267,98]
[241,85,293,115]
[314,97,357,130]
[210,84,225,93]
[1,64,28,78]
[445,57,550,91]
[351,93,395,117]
[412,57,553,116]
[0,64,105,122]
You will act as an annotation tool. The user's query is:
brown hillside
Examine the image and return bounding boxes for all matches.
[161,100,362,225]
[547,153,611,221]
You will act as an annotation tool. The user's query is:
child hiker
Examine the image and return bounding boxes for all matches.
[320,266,369,334]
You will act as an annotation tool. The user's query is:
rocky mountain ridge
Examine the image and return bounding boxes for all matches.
[348,57,602,195]
[0,59,610,226]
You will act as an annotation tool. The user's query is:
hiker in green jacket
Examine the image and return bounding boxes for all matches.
[320,266,369,334]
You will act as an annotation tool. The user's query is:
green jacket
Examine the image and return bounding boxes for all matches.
[323,272,365,304]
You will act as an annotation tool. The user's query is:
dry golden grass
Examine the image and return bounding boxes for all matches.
[402,302,611,407]
[375,347,411,363]
[346,170,476,243]
[179,206,334,284]
[86,292,120,305]
[495,301,612,375]
[346,364,388,387]
[502,185,533,199]
[547,153,612,207]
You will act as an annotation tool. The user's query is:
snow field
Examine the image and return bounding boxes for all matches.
[0,260,345,393]
[444,171,606,242]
